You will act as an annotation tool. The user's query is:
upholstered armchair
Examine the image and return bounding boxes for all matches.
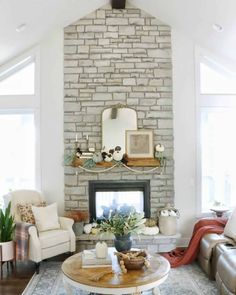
[3,189,76,273]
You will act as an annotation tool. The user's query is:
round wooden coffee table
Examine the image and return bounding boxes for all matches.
[62,248,170,295]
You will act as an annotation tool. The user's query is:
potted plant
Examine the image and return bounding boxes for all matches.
[64,210,89,235]
[100,209,146,251]
[0,202,15,262]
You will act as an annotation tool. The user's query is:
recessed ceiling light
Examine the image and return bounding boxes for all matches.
[16,23,27,33]
[212,23,224,32]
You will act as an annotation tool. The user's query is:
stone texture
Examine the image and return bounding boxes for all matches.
[64,5,174,215]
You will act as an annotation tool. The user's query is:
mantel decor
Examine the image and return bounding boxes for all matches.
[71,157,164,174]
[64,131,166,173]
[126,129,154,158]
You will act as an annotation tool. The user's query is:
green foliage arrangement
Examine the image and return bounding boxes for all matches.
[100,210,146,236]
[0,202,15,242]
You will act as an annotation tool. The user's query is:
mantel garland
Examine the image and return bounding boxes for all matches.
[74,160,165,174]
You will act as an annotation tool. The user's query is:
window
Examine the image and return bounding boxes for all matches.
[200,62,236,94]
[0,61,35,95]
[197,54,236,213]
[0,113,36,198]
[0,51,40,207]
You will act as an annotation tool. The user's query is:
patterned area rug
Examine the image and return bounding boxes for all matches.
[22,261,217,295]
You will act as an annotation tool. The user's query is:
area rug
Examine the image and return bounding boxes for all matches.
[22,261,217,295]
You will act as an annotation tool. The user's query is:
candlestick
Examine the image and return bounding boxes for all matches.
[75,134,78,142]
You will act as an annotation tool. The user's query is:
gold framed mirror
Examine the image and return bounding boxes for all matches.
[102,105,137,151]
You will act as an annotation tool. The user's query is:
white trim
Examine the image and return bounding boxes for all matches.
[195,47,202,216]
[0,56,33,82]
[0,46,39,78]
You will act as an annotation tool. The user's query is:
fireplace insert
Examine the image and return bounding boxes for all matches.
[89,180,150,221]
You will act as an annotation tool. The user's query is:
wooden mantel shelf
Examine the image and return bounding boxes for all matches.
[72,157,160,168]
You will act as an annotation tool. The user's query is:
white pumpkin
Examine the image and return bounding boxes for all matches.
[155,144,165,152]
[83,223,93,234]
[142,226,159,235]
[113,150,123,161]
[160,210,169,217]
[169,210,177,217]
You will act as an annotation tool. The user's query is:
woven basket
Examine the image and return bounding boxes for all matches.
[158,216,178,236]
[157,206,179,236]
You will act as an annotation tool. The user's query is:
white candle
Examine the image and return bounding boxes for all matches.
[75,134,78,142]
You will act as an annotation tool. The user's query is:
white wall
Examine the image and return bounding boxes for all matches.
[40,29,64,215]
[39,26,198,237]
[172,29,197,244]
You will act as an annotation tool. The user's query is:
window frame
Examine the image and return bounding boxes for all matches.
[0,47,41,192]
[195,47,236,215]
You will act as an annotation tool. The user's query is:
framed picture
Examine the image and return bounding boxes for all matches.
[126,129,154,158]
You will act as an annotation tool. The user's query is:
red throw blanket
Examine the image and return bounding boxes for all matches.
[162,218,227,268]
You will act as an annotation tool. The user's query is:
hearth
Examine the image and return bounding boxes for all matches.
[89,180,150,222]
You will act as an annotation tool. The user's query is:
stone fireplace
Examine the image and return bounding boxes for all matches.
[88,180,150,221]
[64,4,174,231]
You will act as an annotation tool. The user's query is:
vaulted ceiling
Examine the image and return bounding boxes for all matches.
[0,0,236,66]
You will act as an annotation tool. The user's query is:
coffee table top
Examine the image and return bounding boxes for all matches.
[62,248,170,291]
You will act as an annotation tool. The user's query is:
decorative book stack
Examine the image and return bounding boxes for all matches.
[81,249,112,268]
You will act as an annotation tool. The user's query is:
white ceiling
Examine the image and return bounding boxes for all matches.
[0,0,236,66]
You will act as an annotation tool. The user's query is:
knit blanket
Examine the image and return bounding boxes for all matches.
[15,222,34,260]
[162,218,227,268]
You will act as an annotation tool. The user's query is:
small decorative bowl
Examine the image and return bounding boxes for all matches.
[117,250,147,270]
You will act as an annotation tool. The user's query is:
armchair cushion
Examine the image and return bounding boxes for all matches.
[39,230,70,249]
[32,203,60,232]
[224,207,236,241]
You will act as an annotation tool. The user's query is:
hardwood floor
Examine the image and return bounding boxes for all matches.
[0,254,68,295]
[0,260,35,295]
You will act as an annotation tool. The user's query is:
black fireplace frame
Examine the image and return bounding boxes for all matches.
[89,180,150,222]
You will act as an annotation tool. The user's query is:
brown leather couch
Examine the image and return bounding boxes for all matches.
[198,233,236,294]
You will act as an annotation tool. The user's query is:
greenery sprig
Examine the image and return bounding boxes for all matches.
[100,209,146,236]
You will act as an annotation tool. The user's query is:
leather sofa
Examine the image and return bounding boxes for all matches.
[198,233,236,294]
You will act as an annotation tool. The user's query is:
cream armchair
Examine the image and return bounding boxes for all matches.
[3,189,76,273]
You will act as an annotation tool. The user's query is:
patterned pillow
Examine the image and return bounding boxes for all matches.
[17,202,46,224]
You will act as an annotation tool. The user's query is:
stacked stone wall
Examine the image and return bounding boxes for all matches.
[64,4,174,216]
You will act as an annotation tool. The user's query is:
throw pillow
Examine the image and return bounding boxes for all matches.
[32,203,60,232]
[224,207,236,241]
[17,202,46,224]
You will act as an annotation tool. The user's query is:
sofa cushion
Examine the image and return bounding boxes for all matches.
[216,249,236,294]
[32,203,60,232]
[224,207,236,241]
[39,229,70,249]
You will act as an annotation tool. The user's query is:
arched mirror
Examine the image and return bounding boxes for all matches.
[102,105,137,151]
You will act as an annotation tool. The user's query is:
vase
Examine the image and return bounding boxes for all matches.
[0,240,14,261]
[114,234,132,252]
[95,241,108,258]
[72,222,84,236]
